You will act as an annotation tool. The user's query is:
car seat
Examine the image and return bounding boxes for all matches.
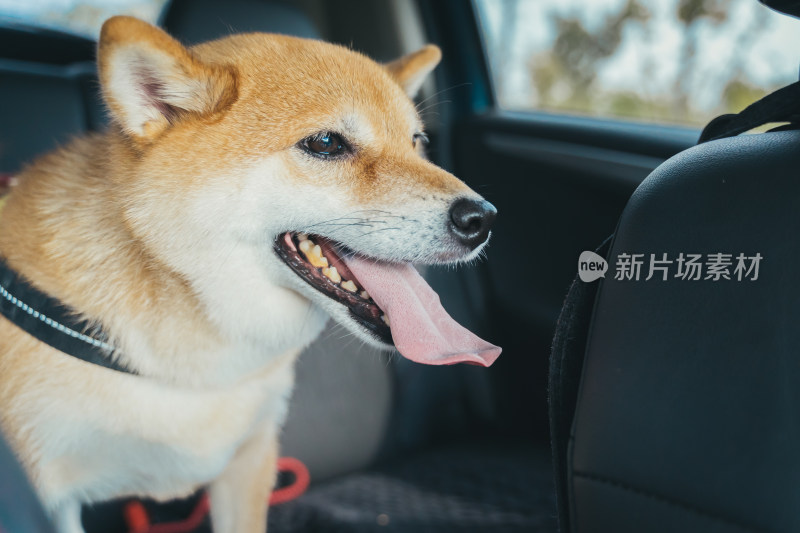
[549,1,800,531]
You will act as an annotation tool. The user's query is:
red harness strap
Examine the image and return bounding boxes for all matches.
[264,457,310,505]
[123,457,310,533]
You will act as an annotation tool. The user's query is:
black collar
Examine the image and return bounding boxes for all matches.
[0,257,134,374]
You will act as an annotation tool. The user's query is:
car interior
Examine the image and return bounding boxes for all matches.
[0,0,798,532]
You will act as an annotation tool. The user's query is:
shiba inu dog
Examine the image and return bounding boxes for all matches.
[0,15,500,533]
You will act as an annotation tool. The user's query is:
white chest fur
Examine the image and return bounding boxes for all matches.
[23,349,297,509]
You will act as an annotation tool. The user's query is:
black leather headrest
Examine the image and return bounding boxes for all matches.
[759,0,800,18]
[0,24,94,64]
[569,130,800,532]
[160,0,320,45]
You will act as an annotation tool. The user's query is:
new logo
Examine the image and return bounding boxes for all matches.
[578,251,608,282]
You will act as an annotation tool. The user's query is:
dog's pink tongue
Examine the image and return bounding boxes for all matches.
[342,256,501,367]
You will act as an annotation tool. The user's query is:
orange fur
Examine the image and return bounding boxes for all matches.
[0,16,486,533]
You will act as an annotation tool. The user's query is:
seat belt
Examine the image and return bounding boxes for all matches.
[698,80,800,144]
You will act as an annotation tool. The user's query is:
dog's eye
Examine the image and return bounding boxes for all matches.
[412,132,429,148]
[302,132,348,158]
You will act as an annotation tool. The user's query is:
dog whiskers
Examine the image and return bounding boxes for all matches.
[414,82,471,111]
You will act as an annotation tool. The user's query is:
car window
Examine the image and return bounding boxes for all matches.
[0,0,167,39]
[473,0,800,127]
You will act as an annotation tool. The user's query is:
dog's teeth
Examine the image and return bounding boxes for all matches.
[381,314,390,326]
[322,266,341,283]
[360,290,370,300]
[302,243,328,268]
[298,233,309,241]
[312,245,329,268]
[299,240,328,267]
[341,280,357,293]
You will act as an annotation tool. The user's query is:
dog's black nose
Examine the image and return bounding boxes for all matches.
[448,198,497,249]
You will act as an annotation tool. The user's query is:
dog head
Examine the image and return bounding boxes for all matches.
[98,16,500,365]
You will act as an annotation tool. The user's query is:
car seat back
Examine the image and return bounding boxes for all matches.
[551,99,800,532]
[0,26,104,175]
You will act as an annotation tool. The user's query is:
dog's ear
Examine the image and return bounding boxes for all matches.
[385,45,441,99]
[98,16,236,139]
